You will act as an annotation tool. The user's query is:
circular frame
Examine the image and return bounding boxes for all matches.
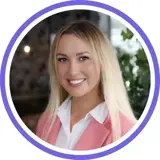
[0,0,160,159]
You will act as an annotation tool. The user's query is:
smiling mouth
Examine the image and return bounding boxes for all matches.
[68,78,86,86]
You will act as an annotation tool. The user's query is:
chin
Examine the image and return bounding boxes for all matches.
[68,91,87,98]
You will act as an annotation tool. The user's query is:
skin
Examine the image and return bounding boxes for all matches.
[56,34,104,131]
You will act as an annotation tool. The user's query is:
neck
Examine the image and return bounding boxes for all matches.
[71,83,104,115]
[69,83,104,132]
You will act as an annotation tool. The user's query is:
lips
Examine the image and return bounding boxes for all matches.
[67,78,86,86]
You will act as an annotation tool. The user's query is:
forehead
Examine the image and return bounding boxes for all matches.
[56,34,92,56]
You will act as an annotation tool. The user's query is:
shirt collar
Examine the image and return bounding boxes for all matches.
[84,101,108,124]
[57,97,108,126]
[57,96,71,130]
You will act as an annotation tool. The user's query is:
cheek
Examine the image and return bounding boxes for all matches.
[56,63,67,79]
[84,62,101,79]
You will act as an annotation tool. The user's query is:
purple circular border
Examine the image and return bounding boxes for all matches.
[0,0,160,159]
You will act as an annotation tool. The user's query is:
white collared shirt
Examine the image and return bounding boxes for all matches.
[55,97,108,150]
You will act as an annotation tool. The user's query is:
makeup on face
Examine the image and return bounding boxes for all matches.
[56,34,101,98]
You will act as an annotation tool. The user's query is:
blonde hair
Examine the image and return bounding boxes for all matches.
[41,20,137,141]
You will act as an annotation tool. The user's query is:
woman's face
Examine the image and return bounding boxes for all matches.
[56,34,101,98]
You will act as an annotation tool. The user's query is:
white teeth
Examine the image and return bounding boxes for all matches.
[69,79,85,84]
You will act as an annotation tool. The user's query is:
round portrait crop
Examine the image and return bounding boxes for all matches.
[1,1,160,159]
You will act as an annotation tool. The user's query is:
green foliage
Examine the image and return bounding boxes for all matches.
[117,29,150,119]
[121,28,134,40]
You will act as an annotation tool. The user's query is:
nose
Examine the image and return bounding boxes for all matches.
[67,60,80,77]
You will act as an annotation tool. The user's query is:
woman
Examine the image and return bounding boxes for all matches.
[36,20,137,150]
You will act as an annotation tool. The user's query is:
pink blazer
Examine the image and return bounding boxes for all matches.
[36,111,135,150]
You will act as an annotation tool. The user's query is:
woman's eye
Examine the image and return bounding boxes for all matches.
[57,57,67,62]
[79,56,89,61]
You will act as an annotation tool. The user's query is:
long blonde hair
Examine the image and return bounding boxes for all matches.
[41,20,137,141]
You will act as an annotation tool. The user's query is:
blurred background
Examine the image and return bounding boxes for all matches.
[10,10,150,133]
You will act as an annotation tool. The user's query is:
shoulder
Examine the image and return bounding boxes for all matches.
[36,110,50,137]
[102,113,136,146]
[103,113,136,146]
[104,112,136,136]
[119,113,136,136]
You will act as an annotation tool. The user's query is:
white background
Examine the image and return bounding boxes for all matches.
[0,0,160,159]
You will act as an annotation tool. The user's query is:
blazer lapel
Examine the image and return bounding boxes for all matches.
[47,116,61,145]
[46,96,71,144]
[74,116,111,150]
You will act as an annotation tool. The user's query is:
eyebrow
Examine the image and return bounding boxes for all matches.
[56,51,89,57]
